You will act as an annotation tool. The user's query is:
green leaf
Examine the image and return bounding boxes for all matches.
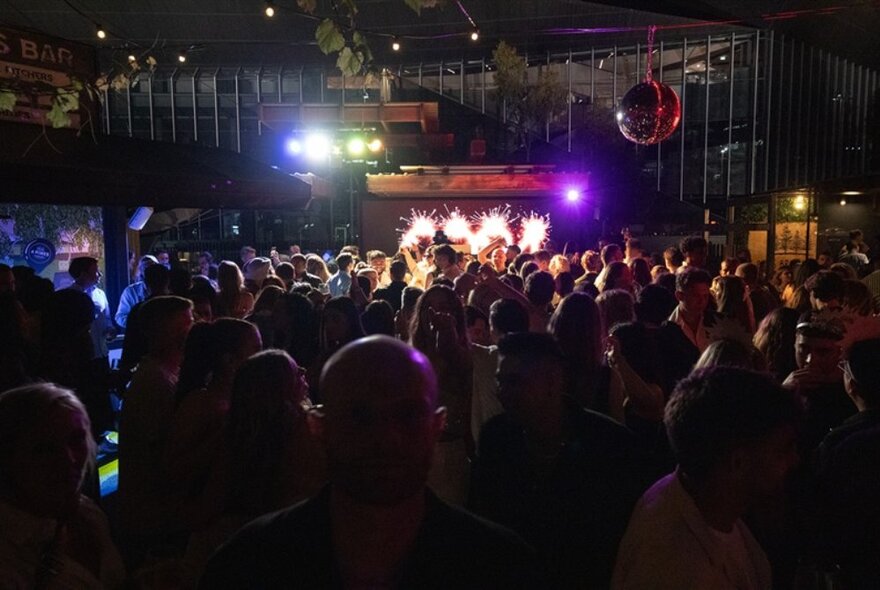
[339,0,358,16]
[404,0,423,15]
[55,88,79,113]
[316,19,345,55]
[0,90,16,113]
[337,47,365,77]
[47,102,71,128]
[353,31,367,49]
[296,0,317,13]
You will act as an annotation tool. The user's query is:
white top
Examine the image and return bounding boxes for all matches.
[470,344,504,445]
[668,306,710,353]
[612,472,771,590]
[115,281,148,328]
[69,284,110,359]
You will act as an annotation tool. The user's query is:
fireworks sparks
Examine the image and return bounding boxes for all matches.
[517,212,551,253]
[398,206,550,253]
[398,210,437,248]
[441,208,473,243]
[472,206,515,252]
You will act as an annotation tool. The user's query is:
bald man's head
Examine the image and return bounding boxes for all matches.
[320,335,438,409]
[316,336,445,505]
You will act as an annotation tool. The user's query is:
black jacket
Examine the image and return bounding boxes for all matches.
[201,486,544,589]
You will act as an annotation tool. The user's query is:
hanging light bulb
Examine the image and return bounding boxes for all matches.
[391,37,401,52]
[96,25,107,40]
[178,51,187,63]
[470,28,480,42]
[264,1,275,17]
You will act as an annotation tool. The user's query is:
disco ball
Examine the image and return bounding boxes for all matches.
[616,80,682,145]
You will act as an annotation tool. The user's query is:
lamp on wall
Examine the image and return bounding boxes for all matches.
[128,207,154,231]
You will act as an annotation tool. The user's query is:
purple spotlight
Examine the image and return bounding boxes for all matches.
[285,138,302,155]
[565,188,582,202]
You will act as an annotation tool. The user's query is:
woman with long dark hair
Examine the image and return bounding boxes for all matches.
[215,261,254,319]
[410,285,473,505]
[166,319,262,501]
[548,293,607,411]
[186,350,324,573]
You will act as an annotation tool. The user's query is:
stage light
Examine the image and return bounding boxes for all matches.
[347,137,366,157]
[264,2,275,17]
[285,138,302,155]
[470,29,480,42]
[368,138,383,152]
[565,188,582,202]
[96,26,107,40]
[392,38,401,52]
[304,133,332,161]
[178,51,187,63]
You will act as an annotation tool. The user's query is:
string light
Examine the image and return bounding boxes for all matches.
[264,1,275,18]
[96,25,107,40]
[178,51,187,63]
[391,37,401,51]
[470,29,480,41]
[127,54,137,63]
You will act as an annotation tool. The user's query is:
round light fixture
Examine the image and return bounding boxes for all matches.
[347,137,366,157]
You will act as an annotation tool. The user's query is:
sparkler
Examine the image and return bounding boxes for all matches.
[398,210,437,248]
[517,211,551,253]
[472,206,515,252]
[441,208,473,243]
[398,205,551,253]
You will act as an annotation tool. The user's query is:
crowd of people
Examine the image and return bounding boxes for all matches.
[2,230,880,588]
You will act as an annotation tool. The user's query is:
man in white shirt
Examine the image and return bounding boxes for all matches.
[67,256,113,361]
[367,249,392,289]
[613,366,800,590]
[668,267,718,353]
[115,255,157,329]
[328,252,353,297]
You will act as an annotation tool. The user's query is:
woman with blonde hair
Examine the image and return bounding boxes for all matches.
[548,254,571,278]
[0,383,125,587]
[306,254,331,285]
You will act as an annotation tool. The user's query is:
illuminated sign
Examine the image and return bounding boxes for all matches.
[0,26,96,128]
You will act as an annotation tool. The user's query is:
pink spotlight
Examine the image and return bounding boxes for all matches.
[565,188,582,202]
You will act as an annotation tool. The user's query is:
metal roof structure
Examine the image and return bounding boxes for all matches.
[0,1,876,70]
